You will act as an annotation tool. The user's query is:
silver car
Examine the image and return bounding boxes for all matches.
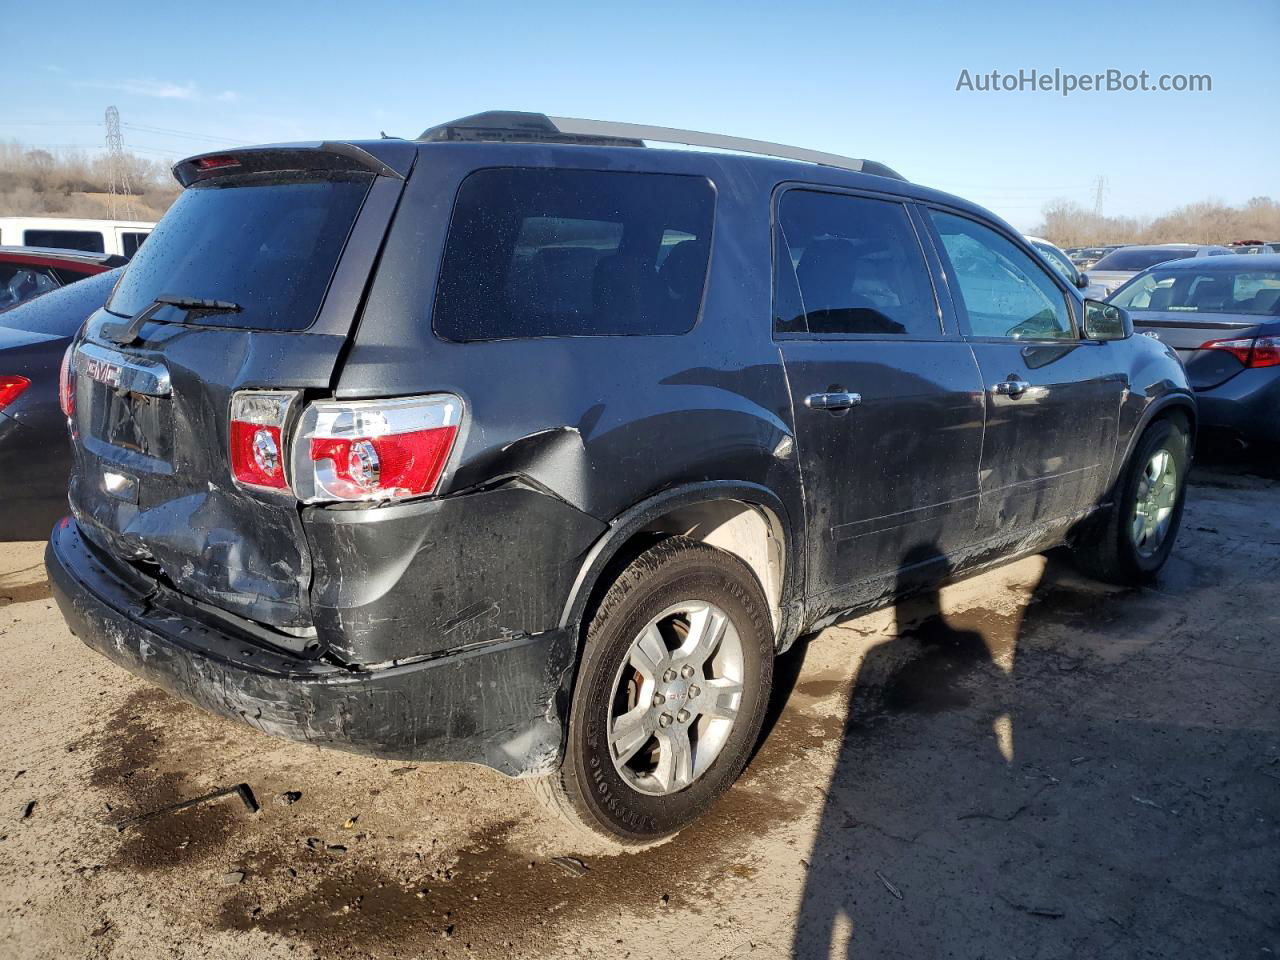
[1092,244,1234,297]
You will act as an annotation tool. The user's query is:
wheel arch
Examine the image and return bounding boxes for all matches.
[1110,393,1197,492]
[559,482,804,652]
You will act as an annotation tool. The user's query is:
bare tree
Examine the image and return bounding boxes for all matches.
[1036,196,1280,246]
[0,139,180,220]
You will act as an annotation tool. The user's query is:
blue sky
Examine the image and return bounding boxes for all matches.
[4,0,1276,230]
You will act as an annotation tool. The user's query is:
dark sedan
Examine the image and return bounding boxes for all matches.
[1109,254,1280,445]
[0,268,120,539]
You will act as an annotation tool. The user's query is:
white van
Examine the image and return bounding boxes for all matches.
[0,217,156,258]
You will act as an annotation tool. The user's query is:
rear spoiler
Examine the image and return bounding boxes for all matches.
[173,140,416,187]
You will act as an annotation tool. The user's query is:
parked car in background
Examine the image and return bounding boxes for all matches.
[1110,254,1280,446]
[1026,236,1107,299]
[1,247,125,313]
[1068,244,1124,270]
[45,111,1194,846]
[0,217,155,258]
[0,268,119,539]
[1227,242,1280,256]
[1091,243,1234,297]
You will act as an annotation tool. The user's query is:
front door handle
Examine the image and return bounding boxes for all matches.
[805,391,862,412]
[991,378,1032,398]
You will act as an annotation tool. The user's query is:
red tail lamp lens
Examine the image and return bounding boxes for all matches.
[0,375,30,411]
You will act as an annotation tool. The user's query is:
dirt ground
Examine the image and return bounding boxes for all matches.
[1,450,1277,960]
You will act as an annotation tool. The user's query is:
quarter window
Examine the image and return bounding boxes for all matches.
[774,190,940,337]
[433,168,715,341]
[929,211,1074,340]
[121,232,148,258]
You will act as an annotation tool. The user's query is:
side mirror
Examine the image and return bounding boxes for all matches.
[1083,299,1132,341]
[1075,271,1089,289]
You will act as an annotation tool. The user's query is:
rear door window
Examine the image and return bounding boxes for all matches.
[107,173,371,330]
[433,168,715,340]
[774,190,941,337]
[929,211,1075,340]
[23,229,105,253]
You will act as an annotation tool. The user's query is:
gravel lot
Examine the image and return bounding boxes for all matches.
[1,450,1277,960]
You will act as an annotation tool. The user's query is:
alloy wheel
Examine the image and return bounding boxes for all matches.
[606,601,745,796]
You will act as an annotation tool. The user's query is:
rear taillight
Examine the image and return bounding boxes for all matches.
[291,395,462,503]
[229,391,297,493]
[0,375,30,411]
[1199,336,1280,368]
[1249,337,1280,367]
[59,345,75,416]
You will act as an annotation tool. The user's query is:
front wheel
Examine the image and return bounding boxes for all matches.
[1072,416,1190,584]
[530,536,774,846]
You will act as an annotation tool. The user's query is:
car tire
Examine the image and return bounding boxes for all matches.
[530,536,774,846]
[1072,416,1190,585]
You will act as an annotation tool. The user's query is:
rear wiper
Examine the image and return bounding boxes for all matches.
[101,294,241,346]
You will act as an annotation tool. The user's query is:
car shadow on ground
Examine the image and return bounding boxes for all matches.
[788,499,1280,958]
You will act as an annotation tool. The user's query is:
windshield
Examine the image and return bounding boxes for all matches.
[107,172,370,331]
[1092,247,1197,272]
[1031,241,1078,284]
[1111,268,1280,316]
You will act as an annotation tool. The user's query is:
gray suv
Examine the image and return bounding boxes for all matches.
[46,112,1195,844]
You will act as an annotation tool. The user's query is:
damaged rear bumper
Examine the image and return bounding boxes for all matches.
[45,520,574,777]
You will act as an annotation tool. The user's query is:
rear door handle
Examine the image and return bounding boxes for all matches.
[991,378,1032,398]
[805,391,862,412]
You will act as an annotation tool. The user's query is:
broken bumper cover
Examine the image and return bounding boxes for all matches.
[46,521,575,777]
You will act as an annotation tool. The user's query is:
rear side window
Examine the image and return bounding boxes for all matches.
[1092,247,1194,271]
[433,168,714,341]
[23,229,105,254]
[107,173,371,330]
[774,190,940,337]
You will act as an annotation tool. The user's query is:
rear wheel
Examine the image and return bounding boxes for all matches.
[531,536,773,846]
[1072,417,1190,584]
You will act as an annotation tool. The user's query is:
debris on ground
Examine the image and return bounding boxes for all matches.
[112,783,258,833]
[343,815,359,829]
[274,791,302,806]
[20,800,35,819]
[550,856,589,877]
[1131,795,1161,809]
[875,870,904,900]
[304,837,349,856]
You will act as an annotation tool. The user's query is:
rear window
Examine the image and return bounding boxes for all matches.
[433,168,715,341]
[24,229,105,254]
[107,173,371,330]
[1111,268,1280,316]
[0,267,119,335]
[1092,247,1197,271]
[0,263,60,311]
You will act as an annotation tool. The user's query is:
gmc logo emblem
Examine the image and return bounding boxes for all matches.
[83,357,123,388]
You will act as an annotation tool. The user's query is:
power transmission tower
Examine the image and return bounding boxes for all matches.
[104,106,137,221]
[1092,175,1108,218]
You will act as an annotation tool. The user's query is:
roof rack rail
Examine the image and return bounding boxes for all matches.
[416,111,905,181]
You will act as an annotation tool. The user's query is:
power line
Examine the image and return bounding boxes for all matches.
[121,122,253,146]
